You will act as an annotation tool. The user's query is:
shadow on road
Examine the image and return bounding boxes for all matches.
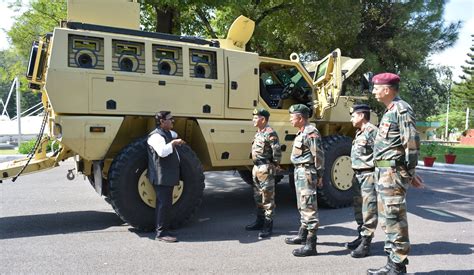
[416,270,474,274]
[131,172,359,244]
[408,171,473,223]
[411,241,473,256]
[0,211,124,240]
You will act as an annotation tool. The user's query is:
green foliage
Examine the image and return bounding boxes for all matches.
[0,49,42,118]
[1,0,63,116]
[446,146,455,155]
[2,0,461,123]
[17,139,36,154]
[427,110,474,136]
[452,34,474,111]
[7,0,66,59]
[425,142,438,157]
[420,144,474,165]
[17,138,59,154]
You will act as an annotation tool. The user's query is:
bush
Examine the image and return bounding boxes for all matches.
[425,143,437,156]
[18,138,59,154]
[446,146,456,155]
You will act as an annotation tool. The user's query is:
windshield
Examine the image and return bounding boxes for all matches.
[274,67,310,90]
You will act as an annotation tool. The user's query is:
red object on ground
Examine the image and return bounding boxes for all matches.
[460,129,474,145]
[423,156,436,167]
[444,154,456,164]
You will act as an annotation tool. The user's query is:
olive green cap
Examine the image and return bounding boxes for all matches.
[289,104,310,117]
[253,108,270,119]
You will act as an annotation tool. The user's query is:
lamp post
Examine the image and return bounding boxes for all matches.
[15,77,22,146]
[445,89,450,140]
[444,70,453,141]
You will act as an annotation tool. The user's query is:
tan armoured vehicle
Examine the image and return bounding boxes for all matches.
[1,0,367,231]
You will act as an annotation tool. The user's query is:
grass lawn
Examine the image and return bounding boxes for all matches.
[0,149,18,155]
[420,144,474,165]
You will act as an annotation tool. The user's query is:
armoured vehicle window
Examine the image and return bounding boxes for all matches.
[68,35,104,70]
[259,64,312,109]
[189,49,217,79]
[153,45,183,76]
[112,40,145,73]
[314,57,329,83]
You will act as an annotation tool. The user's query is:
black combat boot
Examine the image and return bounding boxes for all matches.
[367,257,407,275]
[245,215,265,231]
[292,232,317,257]
[258,218,273,239]
[285,227,308,245]
[345,225,362,250]
[351,236,372,258]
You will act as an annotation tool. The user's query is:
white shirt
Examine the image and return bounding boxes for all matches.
[147,130,178,158]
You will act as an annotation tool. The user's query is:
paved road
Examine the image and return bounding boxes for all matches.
[1,161,473,274]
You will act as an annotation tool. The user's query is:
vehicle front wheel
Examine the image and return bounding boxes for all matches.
[108,137,205,231]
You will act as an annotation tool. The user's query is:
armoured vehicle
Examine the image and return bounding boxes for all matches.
[1,0,369,230]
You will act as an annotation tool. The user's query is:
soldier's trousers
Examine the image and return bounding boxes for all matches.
[352,171,378,237]
[294,166,319,232]
[252,164,275,219]
[375,166,410,264]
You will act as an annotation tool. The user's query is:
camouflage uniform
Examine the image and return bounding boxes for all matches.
[291,124,324,233]
[351,122,378,237]
[374,96,420,264]
[251,125,282,220]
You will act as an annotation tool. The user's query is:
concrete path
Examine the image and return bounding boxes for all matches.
[417,160,474,175]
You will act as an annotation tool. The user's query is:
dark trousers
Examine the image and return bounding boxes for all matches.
[154,185,174,236]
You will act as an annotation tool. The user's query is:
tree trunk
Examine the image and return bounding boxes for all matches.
[155,5,176,34]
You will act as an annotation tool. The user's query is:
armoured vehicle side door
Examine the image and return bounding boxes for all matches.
[225,51,259,109]
[309,49,364,119]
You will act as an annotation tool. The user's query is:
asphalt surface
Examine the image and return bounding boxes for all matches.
[1,161,473,274]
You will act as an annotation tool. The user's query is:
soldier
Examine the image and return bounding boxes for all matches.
[368,73,420,274]
[346,104,379,258]
[284,104,324,257]
[246,108,282,239]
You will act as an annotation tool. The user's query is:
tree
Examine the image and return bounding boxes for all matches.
[0,49,41,118]
[452,34,474,111]
[0,0,64,117]
[4,0,461,122]
[7,0,66,59]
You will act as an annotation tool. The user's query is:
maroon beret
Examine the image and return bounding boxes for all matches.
[372,73,400,85]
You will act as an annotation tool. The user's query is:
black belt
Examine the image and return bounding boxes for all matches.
[353,168,375,175]
[254,159,270,165]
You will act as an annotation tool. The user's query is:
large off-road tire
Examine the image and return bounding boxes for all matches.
[318,135,354,208]
[108,137,205,231]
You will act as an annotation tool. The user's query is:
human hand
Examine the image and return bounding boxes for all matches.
[410,174,424,189]
[171,139,185,146]
[275,165,283,173]
[316,178,323,188]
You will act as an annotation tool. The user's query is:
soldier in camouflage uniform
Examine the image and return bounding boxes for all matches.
[284,104,324,257]
[245,108,282,239]
[346,104,379,258]
[368,73,420,275]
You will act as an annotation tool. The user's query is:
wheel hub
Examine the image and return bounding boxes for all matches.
[137,170,184,208]
[331,155,354,191]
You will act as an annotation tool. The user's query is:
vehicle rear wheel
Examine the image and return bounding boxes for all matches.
[108,136,205,231]
[318,135,354,208]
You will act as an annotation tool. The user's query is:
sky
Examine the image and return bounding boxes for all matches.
[0,0,473,81]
